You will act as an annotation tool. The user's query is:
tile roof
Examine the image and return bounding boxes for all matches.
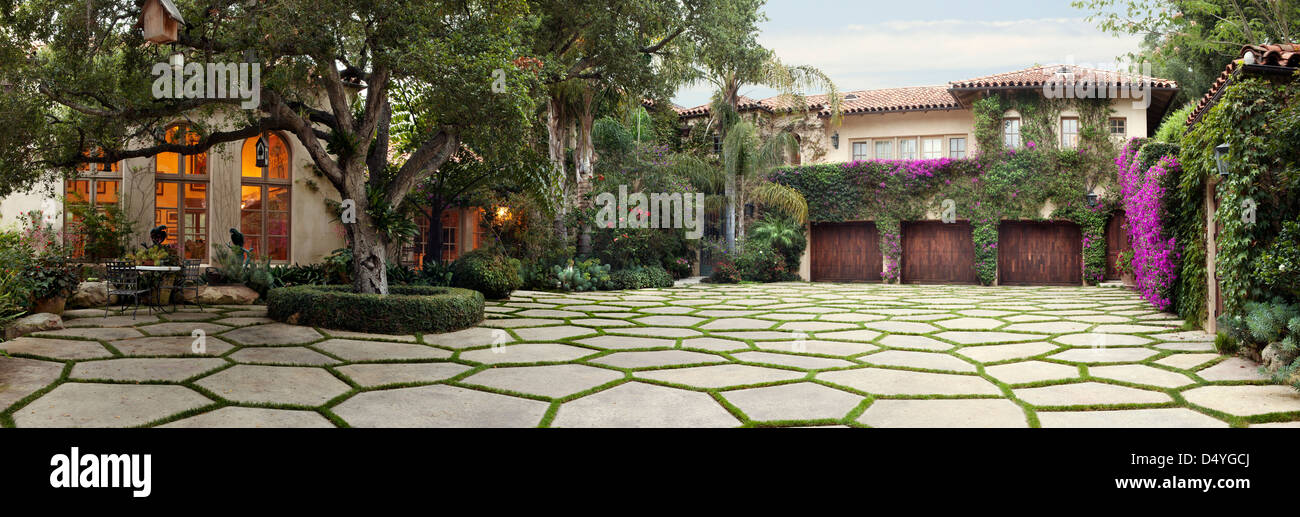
[1187,44,1300,126]
[678,95,767,117]
[949,64,1177,90]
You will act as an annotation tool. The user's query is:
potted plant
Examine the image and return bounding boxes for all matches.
[1117,249,1136,287]
[25,256,80,315]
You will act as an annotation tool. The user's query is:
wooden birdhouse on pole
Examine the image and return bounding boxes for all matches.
[141,0,185,44]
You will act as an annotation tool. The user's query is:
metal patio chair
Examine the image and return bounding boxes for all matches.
[171,259,205,312]
[104,261,149,319]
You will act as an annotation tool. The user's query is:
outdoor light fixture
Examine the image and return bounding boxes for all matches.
[1215,144,1230,177]
[1085,192,1099,207]
[255,134,269,168]
[831,132,839,149]
[169,52,184,73]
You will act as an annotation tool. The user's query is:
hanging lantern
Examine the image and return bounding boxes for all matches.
[255,134,269,168]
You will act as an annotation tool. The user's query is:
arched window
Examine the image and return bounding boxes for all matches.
[154,124,209,261]
[239,132,291,261]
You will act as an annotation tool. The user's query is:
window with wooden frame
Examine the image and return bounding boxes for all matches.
[1060,117,1080,148]
[898,138,918,160]
[874,140,893,160]
[239,132,292,262]
[64,155,122,259]
[1108,117,1127,140]
[1003,118,1021,148]
[154,124,209,261]
[949,137,967,159]
[440,209,460,262]
[921,137,944,159]
[852,141,871,161]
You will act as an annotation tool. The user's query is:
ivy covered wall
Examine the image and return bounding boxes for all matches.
[771,91,1120,286]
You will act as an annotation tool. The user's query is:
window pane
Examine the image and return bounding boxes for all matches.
[267,237,289,261]
[96,180,120,206]
[241,210,263,237]
[241,185,261,211]
[267,187,289,211]
[875,141,892,160]
[184,183,208,210]
[267,212,289,238]
[156,152,180,174]
[899,139,917,159]
[183,209,206,261]
[852,142,869,161]
[241,137,262,178]
[269,134,289,179]
[922,137,943,159]
[949,138,967,159]
[66,180,90,205]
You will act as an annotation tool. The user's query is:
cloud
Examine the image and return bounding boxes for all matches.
[672,17,1143,107]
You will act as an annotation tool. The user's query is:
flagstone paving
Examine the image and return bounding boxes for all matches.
[2,283,1299,428]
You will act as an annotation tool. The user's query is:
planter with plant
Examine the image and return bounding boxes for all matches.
[1116,248,1136,287]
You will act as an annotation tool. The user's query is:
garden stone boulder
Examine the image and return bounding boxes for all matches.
[4,313,64,340]
[182,285,260,305]
[1261,343,1298,374]
[69,281,110,308]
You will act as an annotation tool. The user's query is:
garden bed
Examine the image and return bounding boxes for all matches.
[266,285,483,335]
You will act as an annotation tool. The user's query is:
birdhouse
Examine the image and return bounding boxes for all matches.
[141,0,185,44]
[255,135,269,168]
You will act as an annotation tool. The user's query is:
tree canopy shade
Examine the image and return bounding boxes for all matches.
[0,0,544,294]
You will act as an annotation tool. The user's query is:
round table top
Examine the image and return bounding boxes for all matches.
[135,265,182,272]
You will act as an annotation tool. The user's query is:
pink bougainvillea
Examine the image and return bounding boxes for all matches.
[1117,143,1179,310]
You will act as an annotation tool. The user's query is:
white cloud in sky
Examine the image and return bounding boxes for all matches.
[672,17,1143,108]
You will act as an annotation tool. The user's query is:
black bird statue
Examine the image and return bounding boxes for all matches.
[149,225,168,246]
[229,228,245,247]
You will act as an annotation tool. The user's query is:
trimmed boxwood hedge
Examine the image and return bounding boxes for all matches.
[267,285,484,335]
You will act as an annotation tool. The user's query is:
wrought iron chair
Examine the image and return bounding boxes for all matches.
[104,261,149,319]
[171,259,205,312]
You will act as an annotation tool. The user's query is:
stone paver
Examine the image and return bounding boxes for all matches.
[1038,408,1228,428]
[315,339,451,361]
[819,368,1001,395]
[161,407,334,428]
[16,284,1300,428]
[71,358,227,382]
[222,323,323,345]
[1013,382,1171,406]
[195,365,351,406]
[722,383,861,421]
[0,357,64,411]
[858,399,1028,428]
[229,347,340,365]
[1,337,112,360]
[637,364,804,388]
[462,364,623,398]
[14,383,210,427]
[552,382,738,428]
[335,385,549,427]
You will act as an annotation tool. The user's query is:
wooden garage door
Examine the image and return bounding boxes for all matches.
[1105,213,1129,280]
[999,221,1082,285]
[901,221,978,284]
[811,222,881,282]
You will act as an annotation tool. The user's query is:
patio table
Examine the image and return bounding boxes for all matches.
[135,265,182,315]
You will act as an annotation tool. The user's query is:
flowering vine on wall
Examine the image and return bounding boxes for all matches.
[1117,139,1180,310]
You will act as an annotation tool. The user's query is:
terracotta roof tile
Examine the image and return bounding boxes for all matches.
[949,64,1177,89]
[1188,44,1300,126]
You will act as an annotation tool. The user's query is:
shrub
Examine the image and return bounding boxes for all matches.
[553,258,612,291]
[451,248,522,299]
[708,260,742,284]
[267,285,483,334]
[609,265,673,290]
[748,214,806,270]
[665,256,692,279]
[736,240,790,283]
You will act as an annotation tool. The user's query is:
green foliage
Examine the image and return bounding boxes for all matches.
[211,244,279,298]
[1154,103,1195,143]
[553,259,612,292]
[736,240,791,282]
[609,265,674,290]
[1214,332,1239,355]
[321,248,354,285]
[267,285,483,335]
[1182,77,1300,318]
[64,201,137,261]
[747,214,807,270]
[708,260,742,284]
[1253,218,1300,298]
[592,116,635,157]
[1241,298,1299,344]
[451,248,522,300]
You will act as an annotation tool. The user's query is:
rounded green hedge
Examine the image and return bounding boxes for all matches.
[451,249,521,299]
[267,285,483,335]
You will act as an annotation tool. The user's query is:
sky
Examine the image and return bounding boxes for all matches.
[670,0,1144,108]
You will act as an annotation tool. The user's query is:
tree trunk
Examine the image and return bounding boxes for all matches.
[350,212,390,295]
[724,174,737,254]
[574,88,596,256]
[547,96,569,242]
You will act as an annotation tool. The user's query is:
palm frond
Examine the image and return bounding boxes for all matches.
[751,181,808,223]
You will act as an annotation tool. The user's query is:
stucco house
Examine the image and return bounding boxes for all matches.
[677,64,1180,285]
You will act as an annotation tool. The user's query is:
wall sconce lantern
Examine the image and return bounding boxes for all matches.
[255,134,269,168]
[1214,144,1230,177]
[830,132,839,149]
[1085,192,1099,207]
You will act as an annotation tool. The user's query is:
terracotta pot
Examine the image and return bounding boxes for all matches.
[32,295,67,315]
[141,260,155,266]
[1121,271,1136,287]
